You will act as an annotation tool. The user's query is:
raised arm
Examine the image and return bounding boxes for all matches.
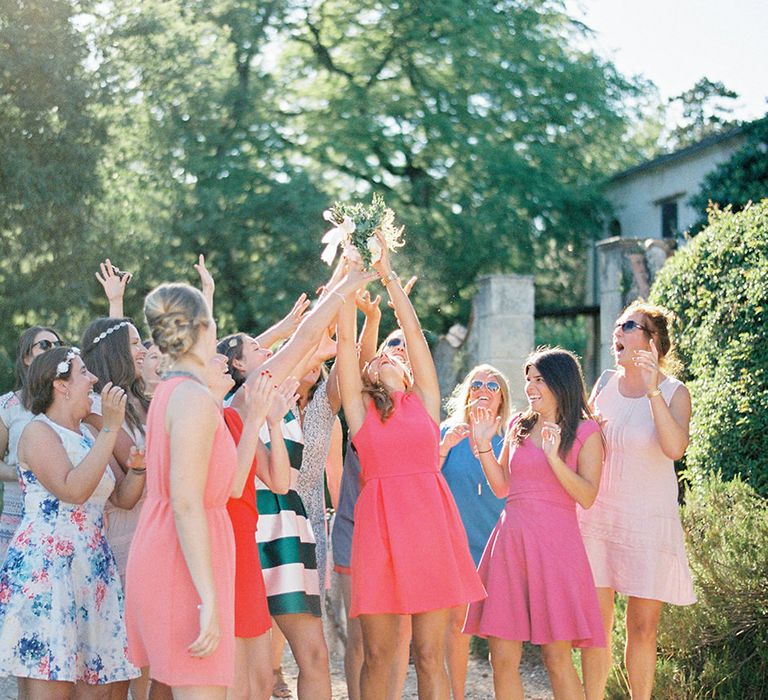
[254,293,311,350]
[255,379,299,494]
[18,384,126,504]
[471,406,510,498]
[95,258,131,318]
[194,254,215,316]
[373,239,440,421]
[356,290,382,368]
[336,279,368,436]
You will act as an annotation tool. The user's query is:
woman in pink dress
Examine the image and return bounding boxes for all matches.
[337,243,485,699]
[465,347,605,700]
[578,302,694,700]
[125,283,238,698]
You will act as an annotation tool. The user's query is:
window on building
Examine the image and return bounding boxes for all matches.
[660,200,678,238]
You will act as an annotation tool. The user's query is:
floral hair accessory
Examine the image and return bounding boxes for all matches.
[91,321,131,346]
[55,348,81,377]
[228,337,240,348]
[321,193,405,269]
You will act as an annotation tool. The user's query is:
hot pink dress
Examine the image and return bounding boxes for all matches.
[350,391,485,617]
[577,374,695,605]
[125,377,237,686]
[464,419,606,647]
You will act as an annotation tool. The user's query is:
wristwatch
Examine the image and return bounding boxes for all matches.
[380,271,399,287]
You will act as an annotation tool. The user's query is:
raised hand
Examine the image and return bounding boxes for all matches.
[633,338,661,392]
[193,254,215,311]
[356,289,382,318]
[267,377,300,426]
[388,275,417,309]
[188,598,220,658]
[541,421,562,463]
[274,293,311,338]
[95,258,131,316]
[441,422,471,454]
[244,370,276,421]
[470,406,501,449]
[101,382,127,433]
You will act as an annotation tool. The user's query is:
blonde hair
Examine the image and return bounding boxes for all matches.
[623,300,682,375]
[444,363,511,434]
[144,284,211,361]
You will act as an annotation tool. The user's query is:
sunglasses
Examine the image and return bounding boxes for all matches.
[385,337,404,348]
[615,319,650,334]
[470,380,501,393]
[33,339,63,351]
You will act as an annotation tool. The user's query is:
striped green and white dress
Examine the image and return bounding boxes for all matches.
[255,410,321,617]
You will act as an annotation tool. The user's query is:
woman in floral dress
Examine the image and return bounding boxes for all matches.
[0,346,144,697]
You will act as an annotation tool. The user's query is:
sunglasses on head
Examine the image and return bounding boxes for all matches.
[33,339,63,351]
[615,319,650,334]
[385,337,404,348]
[470,379,501,393]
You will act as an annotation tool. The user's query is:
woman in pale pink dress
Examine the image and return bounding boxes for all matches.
[578,301,695,700]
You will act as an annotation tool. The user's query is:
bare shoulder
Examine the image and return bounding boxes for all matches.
[18,419,63,462]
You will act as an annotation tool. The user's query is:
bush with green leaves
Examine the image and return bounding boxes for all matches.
[650,200,768,495]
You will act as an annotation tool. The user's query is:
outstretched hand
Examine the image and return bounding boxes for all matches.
[441,422,470,454]
[356,290,382,318]
[267,377,300,426]
[101,382,127,433]
[194,254,215,310]
[274,293,311,338]
[470,406,501,451]
[95,259,131,304]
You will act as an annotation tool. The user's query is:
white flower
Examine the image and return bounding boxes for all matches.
[366,235,382,263]
[321,215,356,266]
[56,360,70,377]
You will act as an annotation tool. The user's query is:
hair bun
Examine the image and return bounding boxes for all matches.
[144,284,209,361]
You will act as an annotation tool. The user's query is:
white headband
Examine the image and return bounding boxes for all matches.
[90,321,131,346]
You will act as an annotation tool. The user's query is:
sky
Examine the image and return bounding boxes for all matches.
[565,0,768,122]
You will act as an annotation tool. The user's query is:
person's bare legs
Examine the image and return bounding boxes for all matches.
[273,613,331,700]
[148,681,172,700]
[581,587,615,700]
[128,669,151,700]
[445,605,471,700]
[359,614,401,700]
[410,608,451,700]
[541,640,584,699]
[228,632,273,700]
[172,687,226,700]
[26,679,74,700]
[270,625,290,698]
[388,615,411,700]
[487,637,524,700]
[625,597,663,700]
[339,573,364,700]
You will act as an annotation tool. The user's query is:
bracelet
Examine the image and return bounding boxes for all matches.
[380,271,399,287]
[439,452,448,459]
[101,427,111,433]
[477,447,493,455]
[332,290,346,303]
[646,387,662,398]
[130,468,147,475]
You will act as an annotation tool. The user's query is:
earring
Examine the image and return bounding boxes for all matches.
[65,389,71,400]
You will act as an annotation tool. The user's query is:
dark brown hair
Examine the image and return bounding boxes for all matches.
[24,346,75,415]
[217,333,248,390]
[623,300,681,374]
[512,347,596,459]
[14,326,63,391]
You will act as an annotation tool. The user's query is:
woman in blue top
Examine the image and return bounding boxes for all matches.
[440,364,511,700]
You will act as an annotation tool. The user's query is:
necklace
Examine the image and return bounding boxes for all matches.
[162,370,204,384]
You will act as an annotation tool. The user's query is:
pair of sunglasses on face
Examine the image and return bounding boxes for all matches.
[470,380,501,393]
[615,319,650,334]
[385,337,404,348]
[33,339,63,351]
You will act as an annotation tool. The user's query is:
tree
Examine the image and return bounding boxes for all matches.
[667,76,740,150]
[0,0,106,385]
[688,116,768,232]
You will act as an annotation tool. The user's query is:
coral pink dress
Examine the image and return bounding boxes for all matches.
[350,391,485,617]
[125,377,237,686]
[577,374,695,605]
[464,419,605,647]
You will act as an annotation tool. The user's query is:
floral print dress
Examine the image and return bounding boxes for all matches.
[0,415,138,684]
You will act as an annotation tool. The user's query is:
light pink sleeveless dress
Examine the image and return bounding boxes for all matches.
[577,374,695,605]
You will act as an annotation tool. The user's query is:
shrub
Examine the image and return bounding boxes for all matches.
[650,200,768,495]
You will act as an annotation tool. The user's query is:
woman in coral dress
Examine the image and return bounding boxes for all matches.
[125,284,238,696]
[337,243,485,698]
[465,347,605,700]
[578,302,695,700]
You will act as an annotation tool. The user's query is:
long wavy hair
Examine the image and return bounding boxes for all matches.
[444,363,511,433]
[81,317,149,438]
[511,347,596,459]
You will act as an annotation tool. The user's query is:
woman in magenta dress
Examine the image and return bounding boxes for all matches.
[337,243,485,698]
[465,347,605,700]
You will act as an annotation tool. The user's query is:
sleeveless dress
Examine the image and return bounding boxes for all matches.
[577,374,696,605]
[464,419,605,647]
[223,407,271,638]
[89,393,146,585]
[0,416,138,683]
[295,380,335,593]
[255,411,320,617]
[440,429,505,566]
[350,391,485,617]
[125,377,237,686]
[0,391,31,562]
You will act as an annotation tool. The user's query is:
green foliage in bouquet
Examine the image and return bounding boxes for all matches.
[322,193,404,269]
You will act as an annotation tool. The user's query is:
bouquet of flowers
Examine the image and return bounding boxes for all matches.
[320,193,405,268]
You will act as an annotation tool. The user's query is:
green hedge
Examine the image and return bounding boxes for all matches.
[651,200,768,495]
